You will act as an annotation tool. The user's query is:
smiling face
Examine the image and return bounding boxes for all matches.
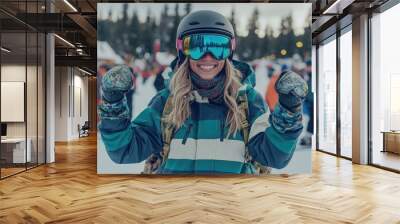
[189,53,225,80]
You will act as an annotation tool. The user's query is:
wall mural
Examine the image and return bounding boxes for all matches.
[97,3,313,175]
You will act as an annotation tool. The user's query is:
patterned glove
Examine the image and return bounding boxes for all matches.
[275,71,308,113]
[102,65,133,103]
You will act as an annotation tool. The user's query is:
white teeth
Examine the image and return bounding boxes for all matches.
[199,65,216,71]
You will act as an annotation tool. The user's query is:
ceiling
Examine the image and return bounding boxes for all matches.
[0,0,97,73]
[0,0,394,72]
[311,0,389,43]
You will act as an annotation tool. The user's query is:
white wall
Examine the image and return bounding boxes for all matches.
[54,67,89,141]
[71,73,89,139]
[54,66,69,141]
[1,65,25,81]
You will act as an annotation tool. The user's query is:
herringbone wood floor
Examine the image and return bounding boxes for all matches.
[1,135,400,224]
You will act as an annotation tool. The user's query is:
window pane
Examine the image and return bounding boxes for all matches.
[340,29,352,158]
[371,3,400,171]
[318,37,337,154]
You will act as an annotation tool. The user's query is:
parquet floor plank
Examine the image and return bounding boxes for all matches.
[0,135,399,223]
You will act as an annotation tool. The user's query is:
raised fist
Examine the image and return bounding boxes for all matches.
[101,65,133,103]
[275,71,308,113]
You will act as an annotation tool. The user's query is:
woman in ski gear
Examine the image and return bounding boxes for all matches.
[98,10,308,174]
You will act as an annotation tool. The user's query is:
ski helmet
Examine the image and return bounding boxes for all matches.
[176,10,236,63]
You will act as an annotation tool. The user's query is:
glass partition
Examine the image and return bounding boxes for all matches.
[1,30,28,177]
[0,0,46,179]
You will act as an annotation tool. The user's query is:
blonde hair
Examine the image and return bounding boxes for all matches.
[166,58,244,137]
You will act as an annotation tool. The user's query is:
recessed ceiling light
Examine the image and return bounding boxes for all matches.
[1,47,11,53]
[54,34,75,48]
[63,0,78,12]
[78,67,93,76]
[322,0,352,15]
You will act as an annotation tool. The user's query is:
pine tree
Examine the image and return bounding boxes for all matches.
[160,4,169,52]
[142,8,154,54]
[168,4,180,53]
[263,25,274,57]
[229,8,237,36]
[129,10,140,56]
[100,10,112,42]
[246,8,260,60]
[98,19,110,41]
[286,15,296,57]
[122,3,128,22]
[112,5,130,55]
[277,15,295,58]
[121,3,130,52]
[300,11,312,59]
[184,3,192,15]
[108,9,112,20]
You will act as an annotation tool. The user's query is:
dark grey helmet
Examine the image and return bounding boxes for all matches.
[176,10,235,39]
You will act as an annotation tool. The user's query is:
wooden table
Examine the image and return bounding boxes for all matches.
[381,131,400,154]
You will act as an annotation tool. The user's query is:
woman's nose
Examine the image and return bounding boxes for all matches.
[202,53,214,60]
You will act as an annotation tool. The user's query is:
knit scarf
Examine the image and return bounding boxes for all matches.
[190,69,226,104]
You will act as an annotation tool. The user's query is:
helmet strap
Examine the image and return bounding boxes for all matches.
[231,38,236,51]
[229,38,236,60]
[176,39,183,51]
[175,38,185,67]
[177,51,186,68]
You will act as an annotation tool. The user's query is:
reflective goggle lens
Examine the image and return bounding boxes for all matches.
[182,34,231,60]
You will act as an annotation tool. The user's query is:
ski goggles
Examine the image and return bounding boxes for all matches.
[177,33,235,60]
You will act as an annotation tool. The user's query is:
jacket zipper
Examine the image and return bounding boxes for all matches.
[182,122,193,145]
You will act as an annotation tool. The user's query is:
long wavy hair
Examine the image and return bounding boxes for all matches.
[166,58,244,137]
